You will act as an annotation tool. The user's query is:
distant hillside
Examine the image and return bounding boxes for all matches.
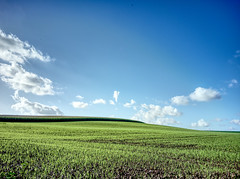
[0,115,143,123]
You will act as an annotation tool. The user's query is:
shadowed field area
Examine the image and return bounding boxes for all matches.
[0,117,239,178]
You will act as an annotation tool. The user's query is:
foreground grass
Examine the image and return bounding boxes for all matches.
[0,121,239,178]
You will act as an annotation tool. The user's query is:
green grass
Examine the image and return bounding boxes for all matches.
[0,117,239,178]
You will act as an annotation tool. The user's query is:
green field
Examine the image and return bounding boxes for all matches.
[0,117,239,178]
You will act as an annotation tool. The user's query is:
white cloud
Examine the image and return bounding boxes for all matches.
[123,99,136,108]
[76,95,84,100]
[0,63,54,95]
[71,101,88,109]
[171,95,189,105]
[132,104,181,125]
[109,100,115,105]
[231,119,240,126]
[113,91,120,103]
[11,91,63,115]
[228,79,238,88]
[191,119,209,127]
[0,29,55,96]
[170,87,221,106]
[0,29,51,64]
[92,98,106,104]
[189,87,221,102]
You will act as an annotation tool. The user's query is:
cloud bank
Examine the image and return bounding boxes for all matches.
[11,91,63,115]
[0,29,62,115]
[132,104,181,125]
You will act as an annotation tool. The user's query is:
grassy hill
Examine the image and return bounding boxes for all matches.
[0,116,239,178]
[0,115,143,123]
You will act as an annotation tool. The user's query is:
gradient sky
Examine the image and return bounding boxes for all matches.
[0,0,239,130]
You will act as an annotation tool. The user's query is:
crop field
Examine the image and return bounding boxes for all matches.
[0,116,239,178]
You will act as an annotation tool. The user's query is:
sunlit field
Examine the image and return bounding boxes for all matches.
[0,116,239,178]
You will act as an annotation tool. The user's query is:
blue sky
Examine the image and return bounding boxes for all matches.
[0,0,239,130]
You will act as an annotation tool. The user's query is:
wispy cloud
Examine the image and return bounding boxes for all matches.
[215,118,223,122]
[71,101,88,109]
[229,50,240,68]
[109,100,115,105]
[11,91,63,115]
[231,119,240,126]
[123,99,136,108]
[191,119,209,127]
[228,79,238,88]
[234,50,240,58]
[92,98,106,104]
[132,104,181,125]
[0,29,51,64]
[113,91,120,103]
